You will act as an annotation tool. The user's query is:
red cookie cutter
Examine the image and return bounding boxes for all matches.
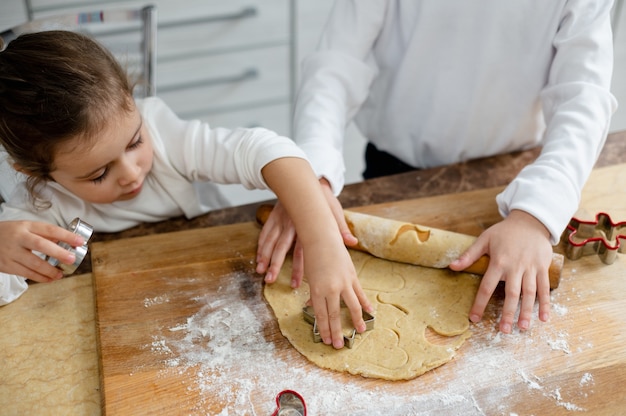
[562,212,626,264]
[271,390,307,416]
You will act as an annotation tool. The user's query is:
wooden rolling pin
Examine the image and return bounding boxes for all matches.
[256,204,562,289]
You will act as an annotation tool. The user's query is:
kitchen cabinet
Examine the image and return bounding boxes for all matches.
[13,0,295,136]
[0,0,25,29]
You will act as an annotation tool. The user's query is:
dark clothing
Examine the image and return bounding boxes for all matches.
[363,142,418,179]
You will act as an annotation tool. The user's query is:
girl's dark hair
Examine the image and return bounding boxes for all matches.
[0,30,134,206]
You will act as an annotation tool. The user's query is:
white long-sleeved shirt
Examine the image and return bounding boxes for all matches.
[295,0,617,245]
[0,96,306,305]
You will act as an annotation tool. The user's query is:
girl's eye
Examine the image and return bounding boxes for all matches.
[128,135,143,150]
[91,169,109,184]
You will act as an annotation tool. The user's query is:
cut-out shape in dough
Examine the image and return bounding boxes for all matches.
[264,250,481,380]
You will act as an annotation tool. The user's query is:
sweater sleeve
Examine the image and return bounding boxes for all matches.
[293,0,387,194]
[496,0,617,245]
[143,97,308,191]
[0,275,28,306]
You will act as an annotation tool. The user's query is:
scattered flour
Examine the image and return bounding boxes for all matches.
[144,294,170,308]
[551,303,568,316]
[150,338,173,355]
[545,330,572,355]
[518,369,543,390]
[549,388,586,412]
[517,369,586,411]
[139,272,595,415]
[579,372,594,387]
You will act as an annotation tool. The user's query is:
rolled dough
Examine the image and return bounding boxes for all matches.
[264,249,481,380]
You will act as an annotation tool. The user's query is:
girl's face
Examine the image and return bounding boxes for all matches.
[49,104,154,204]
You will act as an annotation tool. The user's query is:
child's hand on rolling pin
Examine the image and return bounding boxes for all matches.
[449,209,553,333]
[0,220,84,282]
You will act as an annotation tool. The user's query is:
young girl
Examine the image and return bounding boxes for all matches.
[0,30,371,349]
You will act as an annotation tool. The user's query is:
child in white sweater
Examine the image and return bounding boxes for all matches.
[0,30,371,349]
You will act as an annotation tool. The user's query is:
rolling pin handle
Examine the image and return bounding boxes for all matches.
[256,204,274,225]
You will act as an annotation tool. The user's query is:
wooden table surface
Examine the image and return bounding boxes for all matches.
[90,163,626,415]
[1,131,625,415]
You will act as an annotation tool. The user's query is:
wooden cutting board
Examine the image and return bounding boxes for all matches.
[92,164,626,415]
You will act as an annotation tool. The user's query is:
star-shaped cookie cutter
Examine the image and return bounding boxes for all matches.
[561,212,626,264]
[302,305,375,349]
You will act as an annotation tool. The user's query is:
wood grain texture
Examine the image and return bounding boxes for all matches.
[92,165,626,415]
[0,274,100,415]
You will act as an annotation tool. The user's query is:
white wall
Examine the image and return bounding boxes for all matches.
[611,1,626,131]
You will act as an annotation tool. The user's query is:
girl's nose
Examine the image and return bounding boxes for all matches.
[117,157,141,186]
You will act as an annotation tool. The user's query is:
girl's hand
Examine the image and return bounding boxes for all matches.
[256,185,368,349]
[304,235,372,349]
[260,157,372,348]
[256,200,300,286]
[0,221,84,282]
[256,178,358,288]
[449,210,553,333]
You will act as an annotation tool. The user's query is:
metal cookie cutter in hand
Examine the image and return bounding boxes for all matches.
[46,218,94,275]
[302,305,375,349]
[562,212,626,264]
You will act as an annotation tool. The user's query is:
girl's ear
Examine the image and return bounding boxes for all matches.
[12,163,34,176]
